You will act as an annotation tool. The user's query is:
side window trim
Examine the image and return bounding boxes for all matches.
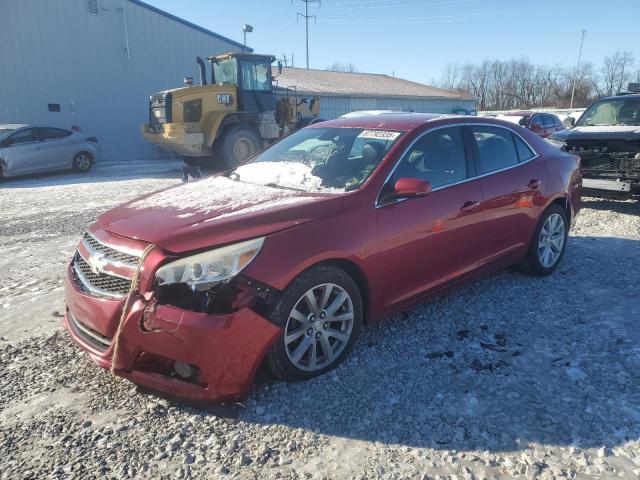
[375,123,541,208]
[38,127,72,142]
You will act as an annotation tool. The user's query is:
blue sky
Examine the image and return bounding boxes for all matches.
[148,0,640,84]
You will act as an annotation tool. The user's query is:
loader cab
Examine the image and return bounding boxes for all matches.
[209,53,276,113]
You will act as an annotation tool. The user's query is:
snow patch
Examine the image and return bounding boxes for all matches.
[574,126,640,133]
[209,196,317,222]
[234,162,343,193]
[126,176,302,215]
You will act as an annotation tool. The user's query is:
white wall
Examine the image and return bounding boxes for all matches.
[318,95,476,119]
[0,0,244,160]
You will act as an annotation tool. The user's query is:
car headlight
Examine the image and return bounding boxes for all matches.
[155,237,264,290]
[546,137,566,149]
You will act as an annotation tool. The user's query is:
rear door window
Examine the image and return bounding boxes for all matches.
[513,134,536,162]
[471,126,519,174]
[530,116,543,128]
[542,115,556,127]
[39,128,72,141]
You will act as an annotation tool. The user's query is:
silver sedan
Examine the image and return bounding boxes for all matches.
[0,124,101,178]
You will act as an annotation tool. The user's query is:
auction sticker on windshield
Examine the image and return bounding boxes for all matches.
[357,130,402,140]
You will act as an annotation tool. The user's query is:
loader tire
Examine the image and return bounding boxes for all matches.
[215,125,262,170]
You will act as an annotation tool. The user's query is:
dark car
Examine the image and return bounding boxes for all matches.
[497,112,565,138]
[548,87,640,195]
[63,113,581,402]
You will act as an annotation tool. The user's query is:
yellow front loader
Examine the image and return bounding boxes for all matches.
[141,53,321,169]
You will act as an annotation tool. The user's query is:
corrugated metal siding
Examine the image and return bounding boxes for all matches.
[0,0,243,160]
[318,95,476,119]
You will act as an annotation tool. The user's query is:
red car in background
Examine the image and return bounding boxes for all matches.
[63,113,581,402]
[497,111,565,138]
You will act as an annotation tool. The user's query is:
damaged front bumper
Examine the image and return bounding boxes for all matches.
[63,252,283,403]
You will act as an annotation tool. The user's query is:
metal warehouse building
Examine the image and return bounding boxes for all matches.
[1,0,474,162]
[274,68,476,120]
[0,0,246,161]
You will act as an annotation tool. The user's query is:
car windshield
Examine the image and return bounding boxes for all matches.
[228,127,403,193]
[576,98,640,127]
[0,128,14,138]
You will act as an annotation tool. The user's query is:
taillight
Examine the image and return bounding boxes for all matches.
[86,136,98,143]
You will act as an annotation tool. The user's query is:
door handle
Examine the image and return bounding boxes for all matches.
[460,201,480,213]
[528,179,542,189]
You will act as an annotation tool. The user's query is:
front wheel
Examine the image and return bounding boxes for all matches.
[73,152,92,172]
[266,265,363,380]
[215,125,262,170]
[519,204,568,276]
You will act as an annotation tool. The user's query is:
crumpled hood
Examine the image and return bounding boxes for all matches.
[551,125,640,142]
[97,176,344,253]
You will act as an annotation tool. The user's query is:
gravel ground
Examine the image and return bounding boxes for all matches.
[1,165,640,479]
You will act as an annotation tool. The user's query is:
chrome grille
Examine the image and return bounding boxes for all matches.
[73,254,132,299]
[82,232,140,267]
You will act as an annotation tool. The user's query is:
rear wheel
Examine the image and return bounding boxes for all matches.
[266,265,363,380]
[215,125,262,170]
[73,152,92,172]
[519,204,568,276]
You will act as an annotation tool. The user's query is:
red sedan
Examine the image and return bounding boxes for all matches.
[63,114,581,402]
[497,111,565,138]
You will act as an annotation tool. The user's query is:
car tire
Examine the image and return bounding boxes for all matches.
[215,125,262,170]
[73,152,92,172]
[266,265,363,381]
[519,203,568,276]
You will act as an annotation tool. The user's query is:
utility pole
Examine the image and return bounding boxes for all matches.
[297,0,320,69]
[570,29,586,110]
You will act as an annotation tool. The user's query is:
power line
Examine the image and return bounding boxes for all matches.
[297,0,320,69]
[570,29,586,110]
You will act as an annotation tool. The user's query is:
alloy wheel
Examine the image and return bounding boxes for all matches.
[284,283,354,372]
[538,213,565,268]
[75,153,91,171]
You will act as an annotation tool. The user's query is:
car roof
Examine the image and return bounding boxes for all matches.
[0,124,75,131]
[502,111,532,117]
[311,112,450,132]
[594,93,640,102]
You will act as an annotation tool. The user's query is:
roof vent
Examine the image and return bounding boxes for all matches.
[87,0,99,15]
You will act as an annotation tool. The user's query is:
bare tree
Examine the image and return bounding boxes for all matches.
[440,63,460,90]
[436,55,617,110]
[326,62,359,73]
[599,51,634,96]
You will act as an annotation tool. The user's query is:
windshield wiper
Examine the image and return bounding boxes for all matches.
[264,183,307,192]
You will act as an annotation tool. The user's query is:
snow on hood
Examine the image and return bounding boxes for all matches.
[234,161,342,193]
[125,175,308,217]
[573,125,640,133]
[100,175,344,252]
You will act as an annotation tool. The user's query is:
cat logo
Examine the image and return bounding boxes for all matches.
[217,94,234,106]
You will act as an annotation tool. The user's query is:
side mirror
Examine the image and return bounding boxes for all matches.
[393,178,431,197]
[518,118,528,126]
[0,138,12,147]
[563,116,576,128]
